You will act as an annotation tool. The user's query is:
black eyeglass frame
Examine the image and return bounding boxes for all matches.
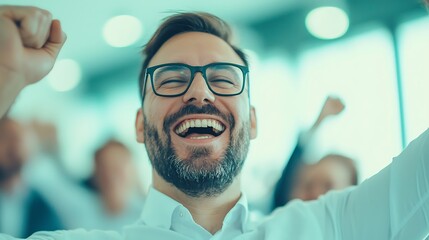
[141,62,249,101]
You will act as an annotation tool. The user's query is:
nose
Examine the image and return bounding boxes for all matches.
[182,72,215,105]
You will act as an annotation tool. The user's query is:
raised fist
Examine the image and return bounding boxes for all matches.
[0,5,66,86]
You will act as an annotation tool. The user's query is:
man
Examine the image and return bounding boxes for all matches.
[0,4,428,240]
[0,118,64,238]
[77,139,144,231]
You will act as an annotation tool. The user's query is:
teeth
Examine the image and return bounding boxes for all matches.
[190,136,212,139]
[175,119,225,135]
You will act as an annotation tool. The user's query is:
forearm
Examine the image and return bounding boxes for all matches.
[331,128,429,239]
[273,142,304,208]
[0,69,26,118]
[389,128,429,239]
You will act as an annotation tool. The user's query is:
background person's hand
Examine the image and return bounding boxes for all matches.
[309,96,345,132]
[0,5,66,87]
[319,96,345,120]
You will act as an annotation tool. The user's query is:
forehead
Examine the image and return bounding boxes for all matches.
[148,32,244,67]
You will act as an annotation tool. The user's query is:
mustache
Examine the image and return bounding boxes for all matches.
[163,104,234,133]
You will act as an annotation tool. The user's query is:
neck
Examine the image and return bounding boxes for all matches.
[100,189,126,215]
[153,171,241,234]
[94,178,128,215]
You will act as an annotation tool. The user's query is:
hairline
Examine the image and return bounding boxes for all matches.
[146,32,247,68]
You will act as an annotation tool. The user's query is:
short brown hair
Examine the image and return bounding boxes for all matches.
[138,12,248,102]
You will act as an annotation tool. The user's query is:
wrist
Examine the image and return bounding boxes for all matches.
[0,68,27,117]
[0,68,27,91]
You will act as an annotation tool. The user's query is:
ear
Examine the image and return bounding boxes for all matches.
[135,108,145,143]
[250,105,257,139]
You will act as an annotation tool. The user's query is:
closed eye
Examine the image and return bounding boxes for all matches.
[158,79,188,89]
[209,79,237,89]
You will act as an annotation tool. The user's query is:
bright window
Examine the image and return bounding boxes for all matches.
[297,28,402,181]
[398,16,429,144]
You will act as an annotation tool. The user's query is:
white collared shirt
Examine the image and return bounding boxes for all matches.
[0,183,28,237]
[3,128,429,240]
[124,187,249,240]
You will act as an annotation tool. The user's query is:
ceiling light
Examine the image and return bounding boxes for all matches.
[305,6,349,40]
[103,15,143,47]
[47,59,82,92]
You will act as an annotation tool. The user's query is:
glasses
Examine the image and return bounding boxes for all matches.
[142,62,249,99]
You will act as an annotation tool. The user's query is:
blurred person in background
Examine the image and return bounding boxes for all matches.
[8,122,146,233]
[0,117,64,238]
[272,96,358,210]
[28,120,62,163]
[77,139,145,231]
[288,154,357,202]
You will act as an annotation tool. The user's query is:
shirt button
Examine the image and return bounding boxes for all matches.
[180,212,184,217]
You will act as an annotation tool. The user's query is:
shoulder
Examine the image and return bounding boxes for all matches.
[395,128,429,160]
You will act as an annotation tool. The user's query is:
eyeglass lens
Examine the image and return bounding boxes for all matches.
[152,64,244,96]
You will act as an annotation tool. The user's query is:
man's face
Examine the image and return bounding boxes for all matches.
[135,32,257,197]
[94,144,133,194]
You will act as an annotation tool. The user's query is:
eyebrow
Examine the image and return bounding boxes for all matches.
[156,65,188,74]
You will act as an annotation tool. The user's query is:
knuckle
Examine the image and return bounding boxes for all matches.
[25,24,38,36]
[23,8,52,36]
[40,9,52,20]
[34,10,43,19]
[28,6,40,14]
[28,7,51,20]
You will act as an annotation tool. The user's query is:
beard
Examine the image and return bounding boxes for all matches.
[143,104,250,198]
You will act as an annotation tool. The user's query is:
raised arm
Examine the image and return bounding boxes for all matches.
[310,96,345,132]
[272,96,345,210]
[0,5,66,117]
[312,128,429,239]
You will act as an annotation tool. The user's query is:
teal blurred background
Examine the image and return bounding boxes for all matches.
[2,0,429,213]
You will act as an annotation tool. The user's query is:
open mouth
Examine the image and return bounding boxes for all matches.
[174,119,226,138]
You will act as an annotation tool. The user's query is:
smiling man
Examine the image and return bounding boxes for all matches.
[133,17,257,236]
[138,29,256,203]
[1,4,429,240]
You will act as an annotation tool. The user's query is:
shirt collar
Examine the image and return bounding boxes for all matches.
[223,192,249,233]
[137,187,249,232]
[138,187,182,229]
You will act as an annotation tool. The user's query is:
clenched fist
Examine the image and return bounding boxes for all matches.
[0,5,66,86]
[0,5,66,117]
